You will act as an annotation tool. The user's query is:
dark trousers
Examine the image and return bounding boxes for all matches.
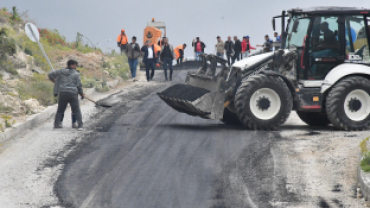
[176,56,183,65]
[55,92,83,127]
[163,57,173,80]
[226,52,232,66]
[61,112,77,123]
[120,44,127,55]
[233,51,241,64]
[145,59,156,81]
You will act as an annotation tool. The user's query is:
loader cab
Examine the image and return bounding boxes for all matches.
[281,8,370,81]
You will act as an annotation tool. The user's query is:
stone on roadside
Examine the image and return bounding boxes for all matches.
[24,99,40,113]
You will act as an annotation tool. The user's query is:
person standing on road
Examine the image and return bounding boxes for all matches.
[224,36,234,66]
[48,60,84,130]
[160,38,175,81]
[117,29,128,55]
[141,40,158,82]
[233,36,242,63]
[192,37,205,61]
[174,44,187,66]
[241,36,255,58]
[125,36,141,82]
[215,36,224,58]
[53,73,78,128]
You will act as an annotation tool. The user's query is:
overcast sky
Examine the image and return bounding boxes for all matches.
[2,0,370,57]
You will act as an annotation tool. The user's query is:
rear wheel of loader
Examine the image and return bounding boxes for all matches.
[221,107,241,125]
[296,111,331,126]
[235,74,292,130]
[326,76,370,131]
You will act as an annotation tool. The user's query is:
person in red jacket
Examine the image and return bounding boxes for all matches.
[241,36,255,59]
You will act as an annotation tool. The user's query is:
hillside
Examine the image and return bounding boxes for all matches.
[0,6,130,131]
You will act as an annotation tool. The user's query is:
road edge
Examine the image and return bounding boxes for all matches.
[0,87,117,145]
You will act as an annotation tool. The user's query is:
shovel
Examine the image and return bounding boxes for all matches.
[84,95,112,108]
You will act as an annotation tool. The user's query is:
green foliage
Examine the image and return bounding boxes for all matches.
[361,152,370,172]
[0,60,18,75]
[0,28,7,37]
[81,77,96,88]
[10,6,20,23]
[39,28,68,46]
[0,36,16,59]
[95,81,109,92]
[102,62,109,68]
[2,7,8,12]
[106,54,129,80]
[24,47,32,56]
[17,74,56,106]
[1,115,13,128]
[360,137,370,155]
[0,104,13,113]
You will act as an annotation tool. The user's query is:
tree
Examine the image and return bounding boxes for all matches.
[10,6,20,22]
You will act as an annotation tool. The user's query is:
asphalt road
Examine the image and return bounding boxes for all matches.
[54,69,366,208]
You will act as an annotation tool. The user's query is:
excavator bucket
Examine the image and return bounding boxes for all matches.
[157,54,229,120]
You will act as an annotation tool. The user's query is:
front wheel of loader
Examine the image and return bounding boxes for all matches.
[235,74,293,130]
[326,76,370,131]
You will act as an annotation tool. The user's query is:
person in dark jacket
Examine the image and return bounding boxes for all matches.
[125,36,141,81]
[233,36,242,63]
[141,40,158,81]
[224,36,234,66]
[54,73,78,128]
[48,60,84,130]
[160,38,175,81]
[192,37,206,61]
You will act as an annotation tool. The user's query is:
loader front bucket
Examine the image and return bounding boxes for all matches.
[173,60,203,70]
[157,54,229,120]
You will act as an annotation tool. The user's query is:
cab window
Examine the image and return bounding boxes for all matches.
[345,16,370,63]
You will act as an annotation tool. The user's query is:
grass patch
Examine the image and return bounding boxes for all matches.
[17,74,56,106]
[360,137,370,172]
[0,103,13,113]
[361,152,370,172]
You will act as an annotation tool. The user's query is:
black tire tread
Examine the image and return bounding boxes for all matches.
[326,76,370,131]
[234,74,293,130]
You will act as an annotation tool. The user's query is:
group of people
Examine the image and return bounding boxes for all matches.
[215,32,281,66]
[117,29,186,82]
[116,29,283,81]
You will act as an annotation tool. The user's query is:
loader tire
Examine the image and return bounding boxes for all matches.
[235,74,292,130]
[296,111,330,126]
[326,76,370,131]
[221,107,241,125]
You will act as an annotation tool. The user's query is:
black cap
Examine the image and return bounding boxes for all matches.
[216,36,220,38]
[265,34,269,37]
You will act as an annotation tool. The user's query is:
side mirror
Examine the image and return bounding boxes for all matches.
[272,18,276,31]
[292,19,300,33]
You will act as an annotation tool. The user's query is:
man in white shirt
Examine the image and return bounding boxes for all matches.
[141,40,158,81]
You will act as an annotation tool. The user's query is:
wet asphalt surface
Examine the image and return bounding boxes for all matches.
[52,69,363,208]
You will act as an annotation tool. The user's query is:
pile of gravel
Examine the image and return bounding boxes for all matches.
[159,84,210,102]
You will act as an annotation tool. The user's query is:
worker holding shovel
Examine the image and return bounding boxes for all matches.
[48,60,85,131]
